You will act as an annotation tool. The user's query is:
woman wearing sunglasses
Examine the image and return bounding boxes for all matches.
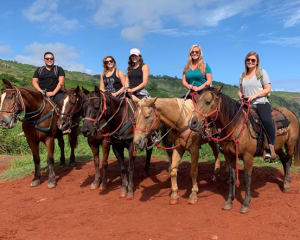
[182,44,212,93]
[238,51,276,160]
[100,56,126,97]
[126,48,151,101]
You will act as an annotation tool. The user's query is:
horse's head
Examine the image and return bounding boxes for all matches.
[57,86,82,131]
[189,86,223,132]
[0,79,23,129]
[133,98,160,150]
[81,86,104,137]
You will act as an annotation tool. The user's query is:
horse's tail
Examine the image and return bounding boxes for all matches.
[294,123,300,166]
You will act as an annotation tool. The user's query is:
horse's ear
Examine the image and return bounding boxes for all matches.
[75,86,80,94]
[2,79,13,89]
[215,85,223,93]
[94,86,100,94]
[81,87,89,95]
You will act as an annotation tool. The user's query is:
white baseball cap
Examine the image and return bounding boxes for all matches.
[129,48,141,56]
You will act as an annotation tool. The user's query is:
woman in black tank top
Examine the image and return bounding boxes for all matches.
[100,56,126,97]
[126,48,150,100]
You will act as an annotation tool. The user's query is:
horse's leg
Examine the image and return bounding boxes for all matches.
[57,133,65,166]
[127,143,136,199]
[144,147,153,177]
[240,153,253,214]
[100,138,110,191]
[208,141,220,182]
[68,127,78,165]
[188,146,199,204]
[278,144,293,192]
[27,140,41,187]
[88,137,101,190]
[112,144,127,197]
[223,154,236,211]
[169,147,184,205]
[45,137,56,188]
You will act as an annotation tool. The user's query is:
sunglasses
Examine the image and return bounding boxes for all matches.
[190,51,200,55]
[44,58,54,61]
[246,58,256,63]
[105,60,114,64]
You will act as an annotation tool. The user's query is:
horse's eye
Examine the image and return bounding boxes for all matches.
[7,95,13,100]
[205,100,210,105]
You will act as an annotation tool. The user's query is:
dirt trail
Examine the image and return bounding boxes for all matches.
[0,156,300,240]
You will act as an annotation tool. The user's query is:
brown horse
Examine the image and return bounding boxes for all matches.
[57,87,111,190]
[133,97,221,204]
[0,79,78,188]
[189,86,300,213]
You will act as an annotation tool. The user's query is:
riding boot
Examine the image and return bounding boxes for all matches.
[17,131,25,137]
[268,144,277,161]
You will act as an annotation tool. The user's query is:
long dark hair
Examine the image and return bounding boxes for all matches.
[127,55,144,77]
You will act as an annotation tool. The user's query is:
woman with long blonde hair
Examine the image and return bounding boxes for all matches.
[182,44,212,92]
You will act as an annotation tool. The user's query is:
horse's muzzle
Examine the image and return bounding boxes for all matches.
[81,121,97,137]
[0,115,17,129]
[134,136,146,150]
[189,117,201,132]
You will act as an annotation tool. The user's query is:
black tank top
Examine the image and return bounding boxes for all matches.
[103,69,123,93]
[129,64,143,89]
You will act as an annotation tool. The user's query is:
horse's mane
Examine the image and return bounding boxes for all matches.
[175,98,194,118]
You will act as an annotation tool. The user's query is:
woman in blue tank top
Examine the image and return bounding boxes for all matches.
[126,48,151,100]
[182,44,212,93]
[100,56,126,97]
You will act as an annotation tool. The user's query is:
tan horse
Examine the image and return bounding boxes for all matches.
[189,86,300,213]
[133,97,220,204]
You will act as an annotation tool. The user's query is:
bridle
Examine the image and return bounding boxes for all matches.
[0,87,26,117]
[84,92,107,124]
[59,93,83,127]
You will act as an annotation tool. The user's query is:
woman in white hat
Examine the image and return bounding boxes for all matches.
[126,48,151,100]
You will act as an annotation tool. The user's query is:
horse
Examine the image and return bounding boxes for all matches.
[189,86,300,213]
[133,97,221,204]
[0,79,78,188]
[57,86,111,190]
[81,86,156,199]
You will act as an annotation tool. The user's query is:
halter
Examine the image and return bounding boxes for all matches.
[0,87,26,117]
[59,94,83,128]
[133,106,160,136]
[84,91,107,123]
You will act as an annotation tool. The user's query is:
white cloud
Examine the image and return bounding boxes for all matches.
[23,0,80,32]
[91,0,260,42]
[261,36,300,47]
[0,45,12,54]
[14,42,91,74]
[284,9,300,27]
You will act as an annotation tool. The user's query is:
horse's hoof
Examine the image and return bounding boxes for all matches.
[169,198,179,205]
[47,181,56,189]
[283,187,290,193]
[126,194,134,200]
[240,205,250,214]
[69,162,76,167]
[99,184,107,192]
[223,202,232,211]
[188,198,198,205]
[90,183,99,190]
[30,180,40,187]
[120,191,127,198]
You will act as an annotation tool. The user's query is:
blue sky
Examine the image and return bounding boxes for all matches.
[0,0,300,91]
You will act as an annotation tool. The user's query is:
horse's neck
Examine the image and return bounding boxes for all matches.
[20,88,45,112]
[155,98,188,130]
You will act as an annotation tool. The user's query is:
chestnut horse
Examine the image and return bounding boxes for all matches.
[57,87,111,190]
[0,79,78,188]
[133,97,220,204]
[189,86,300,213]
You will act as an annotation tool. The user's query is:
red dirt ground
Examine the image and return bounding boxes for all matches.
[0,156,300,240]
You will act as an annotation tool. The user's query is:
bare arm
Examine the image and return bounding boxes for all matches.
[238,88,243,100]
[32,78,44,94]
[100,73,105,92]
[182,73,193,89]
[128,64,149,93]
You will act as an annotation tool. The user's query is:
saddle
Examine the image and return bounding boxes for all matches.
[247,106,290,156]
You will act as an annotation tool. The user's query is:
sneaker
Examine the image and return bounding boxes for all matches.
[17,131,25,137]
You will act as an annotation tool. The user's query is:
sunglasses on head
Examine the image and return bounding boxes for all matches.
[190,51,200,55]
[105,60,114,64]
[246,58,256,63]
[44,57,54,61]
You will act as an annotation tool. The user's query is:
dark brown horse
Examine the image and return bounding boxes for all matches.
[189,86,300,213]
[0,79,78,188]
[133,97,221,204]
[81,87,160,199]
[57,87,110,190]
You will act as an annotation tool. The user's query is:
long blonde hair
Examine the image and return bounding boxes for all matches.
[241,51,262,79]
[102,56,116,74]
[183,44,206,75]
